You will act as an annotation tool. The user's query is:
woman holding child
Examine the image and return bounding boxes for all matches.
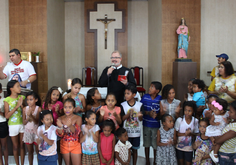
[208,61,236,103]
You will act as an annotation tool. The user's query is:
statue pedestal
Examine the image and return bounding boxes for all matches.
[173,61,197,104]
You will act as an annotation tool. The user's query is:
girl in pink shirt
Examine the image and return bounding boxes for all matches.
[42,86,63,126]
[98,120,116,165]
[98,93,122,130]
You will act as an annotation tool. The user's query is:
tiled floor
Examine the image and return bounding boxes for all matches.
[8,155,153,165]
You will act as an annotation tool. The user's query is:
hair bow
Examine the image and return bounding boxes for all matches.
[211,100,223,110]
[58,87,63,94]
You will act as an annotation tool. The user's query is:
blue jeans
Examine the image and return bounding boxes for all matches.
[219,151,236,165]
[38,153,58,165]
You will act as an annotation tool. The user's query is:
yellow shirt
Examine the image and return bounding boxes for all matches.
[208,75,236,103]
[219,123,236,153]
[210,66,219,78]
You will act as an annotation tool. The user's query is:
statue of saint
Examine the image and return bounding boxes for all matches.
[176,18,190,58]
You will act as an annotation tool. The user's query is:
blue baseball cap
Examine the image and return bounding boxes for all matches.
[216,53,229,61]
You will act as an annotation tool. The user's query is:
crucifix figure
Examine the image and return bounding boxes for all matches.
[97,14,116,49]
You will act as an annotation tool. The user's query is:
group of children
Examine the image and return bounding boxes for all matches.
[0,77,236,165]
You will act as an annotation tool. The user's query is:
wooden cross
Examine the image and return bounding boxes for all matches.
[97,14,116,49]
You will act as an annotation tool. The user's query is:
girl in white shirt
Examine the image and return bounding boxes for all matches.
[175,101,199,165]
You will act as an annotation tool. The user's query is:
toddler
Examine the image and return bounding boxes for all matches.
[115,128,132,165]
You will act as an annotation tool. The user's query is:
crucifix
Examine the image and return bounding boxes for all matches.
[97,14,116,49]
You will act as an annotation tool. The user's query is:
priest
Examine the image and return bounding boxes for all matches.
[99,50,136,105]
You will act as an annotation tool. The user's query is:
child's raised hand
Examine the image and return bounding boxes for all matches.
[74,107,82,113]
[38,130,44,138]
[175,106,181,113]
[185,128,191,136]
[166,139,173,146]
[113,112,118,117]
[16,96,23,108]
[137,112,143,117]
[36,138,42,145]
[150,110,157,119]
[83,126,89,135]
[57,119,63,128]
[215,122,221,126]
[194,139,202,148]
[99,108,105,116]
[55,104,60,112]
[27,109,31,116]
[48,104,52,110]
[163,104,168,112]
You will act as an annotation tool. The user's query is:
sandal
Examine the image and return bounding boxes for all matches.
[210,150,219,163]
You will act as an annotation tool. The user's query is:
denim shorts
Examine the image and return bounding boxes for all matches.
[128,137,140,150]
[38,153,58,165]
[176,149,193,163]
[219,151,236,165]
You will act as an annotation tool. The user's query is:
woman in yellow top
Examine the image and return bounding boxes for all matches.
[208,61,236,103]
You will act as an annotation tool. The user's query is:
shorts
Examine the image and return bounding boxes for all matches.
[82,153,100,165]
[143,126,158,150]
[9,124,24,137]
[128,137,140,150]
[176,149,193,163]
[219,151,236,165]
[60,140,82,154]
[0,121,9,138]
[38,153,58,165]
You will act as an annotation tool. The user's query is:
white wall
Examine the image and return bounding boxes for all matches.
[65,2,84,82]
[148,0,162,87]
[65,1,149,89]
[201,0,236,86]
[128,1,149,90]
[0,0,9,88]
[47,0,66,89]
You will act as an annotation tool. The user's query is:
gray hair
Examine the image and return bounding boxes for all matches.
[111,50,122,57]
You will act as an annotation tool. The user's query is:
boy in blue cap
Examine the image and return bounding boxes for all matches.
[210,53,229,81]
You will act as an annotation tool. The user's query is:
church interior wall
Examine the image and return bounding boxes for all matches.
[200,0,236,86]
[47,0,66,90]
[161,0,201,87]
[128,1,149,90]
[9,0,48,100]
[65,1,85,85]
[0,0,9,89]
[148,0,162,88]
[1,0,236,97]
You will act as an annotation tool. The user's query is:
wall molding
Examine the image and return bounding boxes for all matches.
[65,0,147,2]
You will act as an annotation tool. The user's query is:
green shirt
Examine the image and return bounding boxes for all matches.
[4,95,25,125]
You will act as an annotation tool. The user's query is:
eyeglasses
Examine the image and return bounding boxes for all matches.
[110,57,121,59]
